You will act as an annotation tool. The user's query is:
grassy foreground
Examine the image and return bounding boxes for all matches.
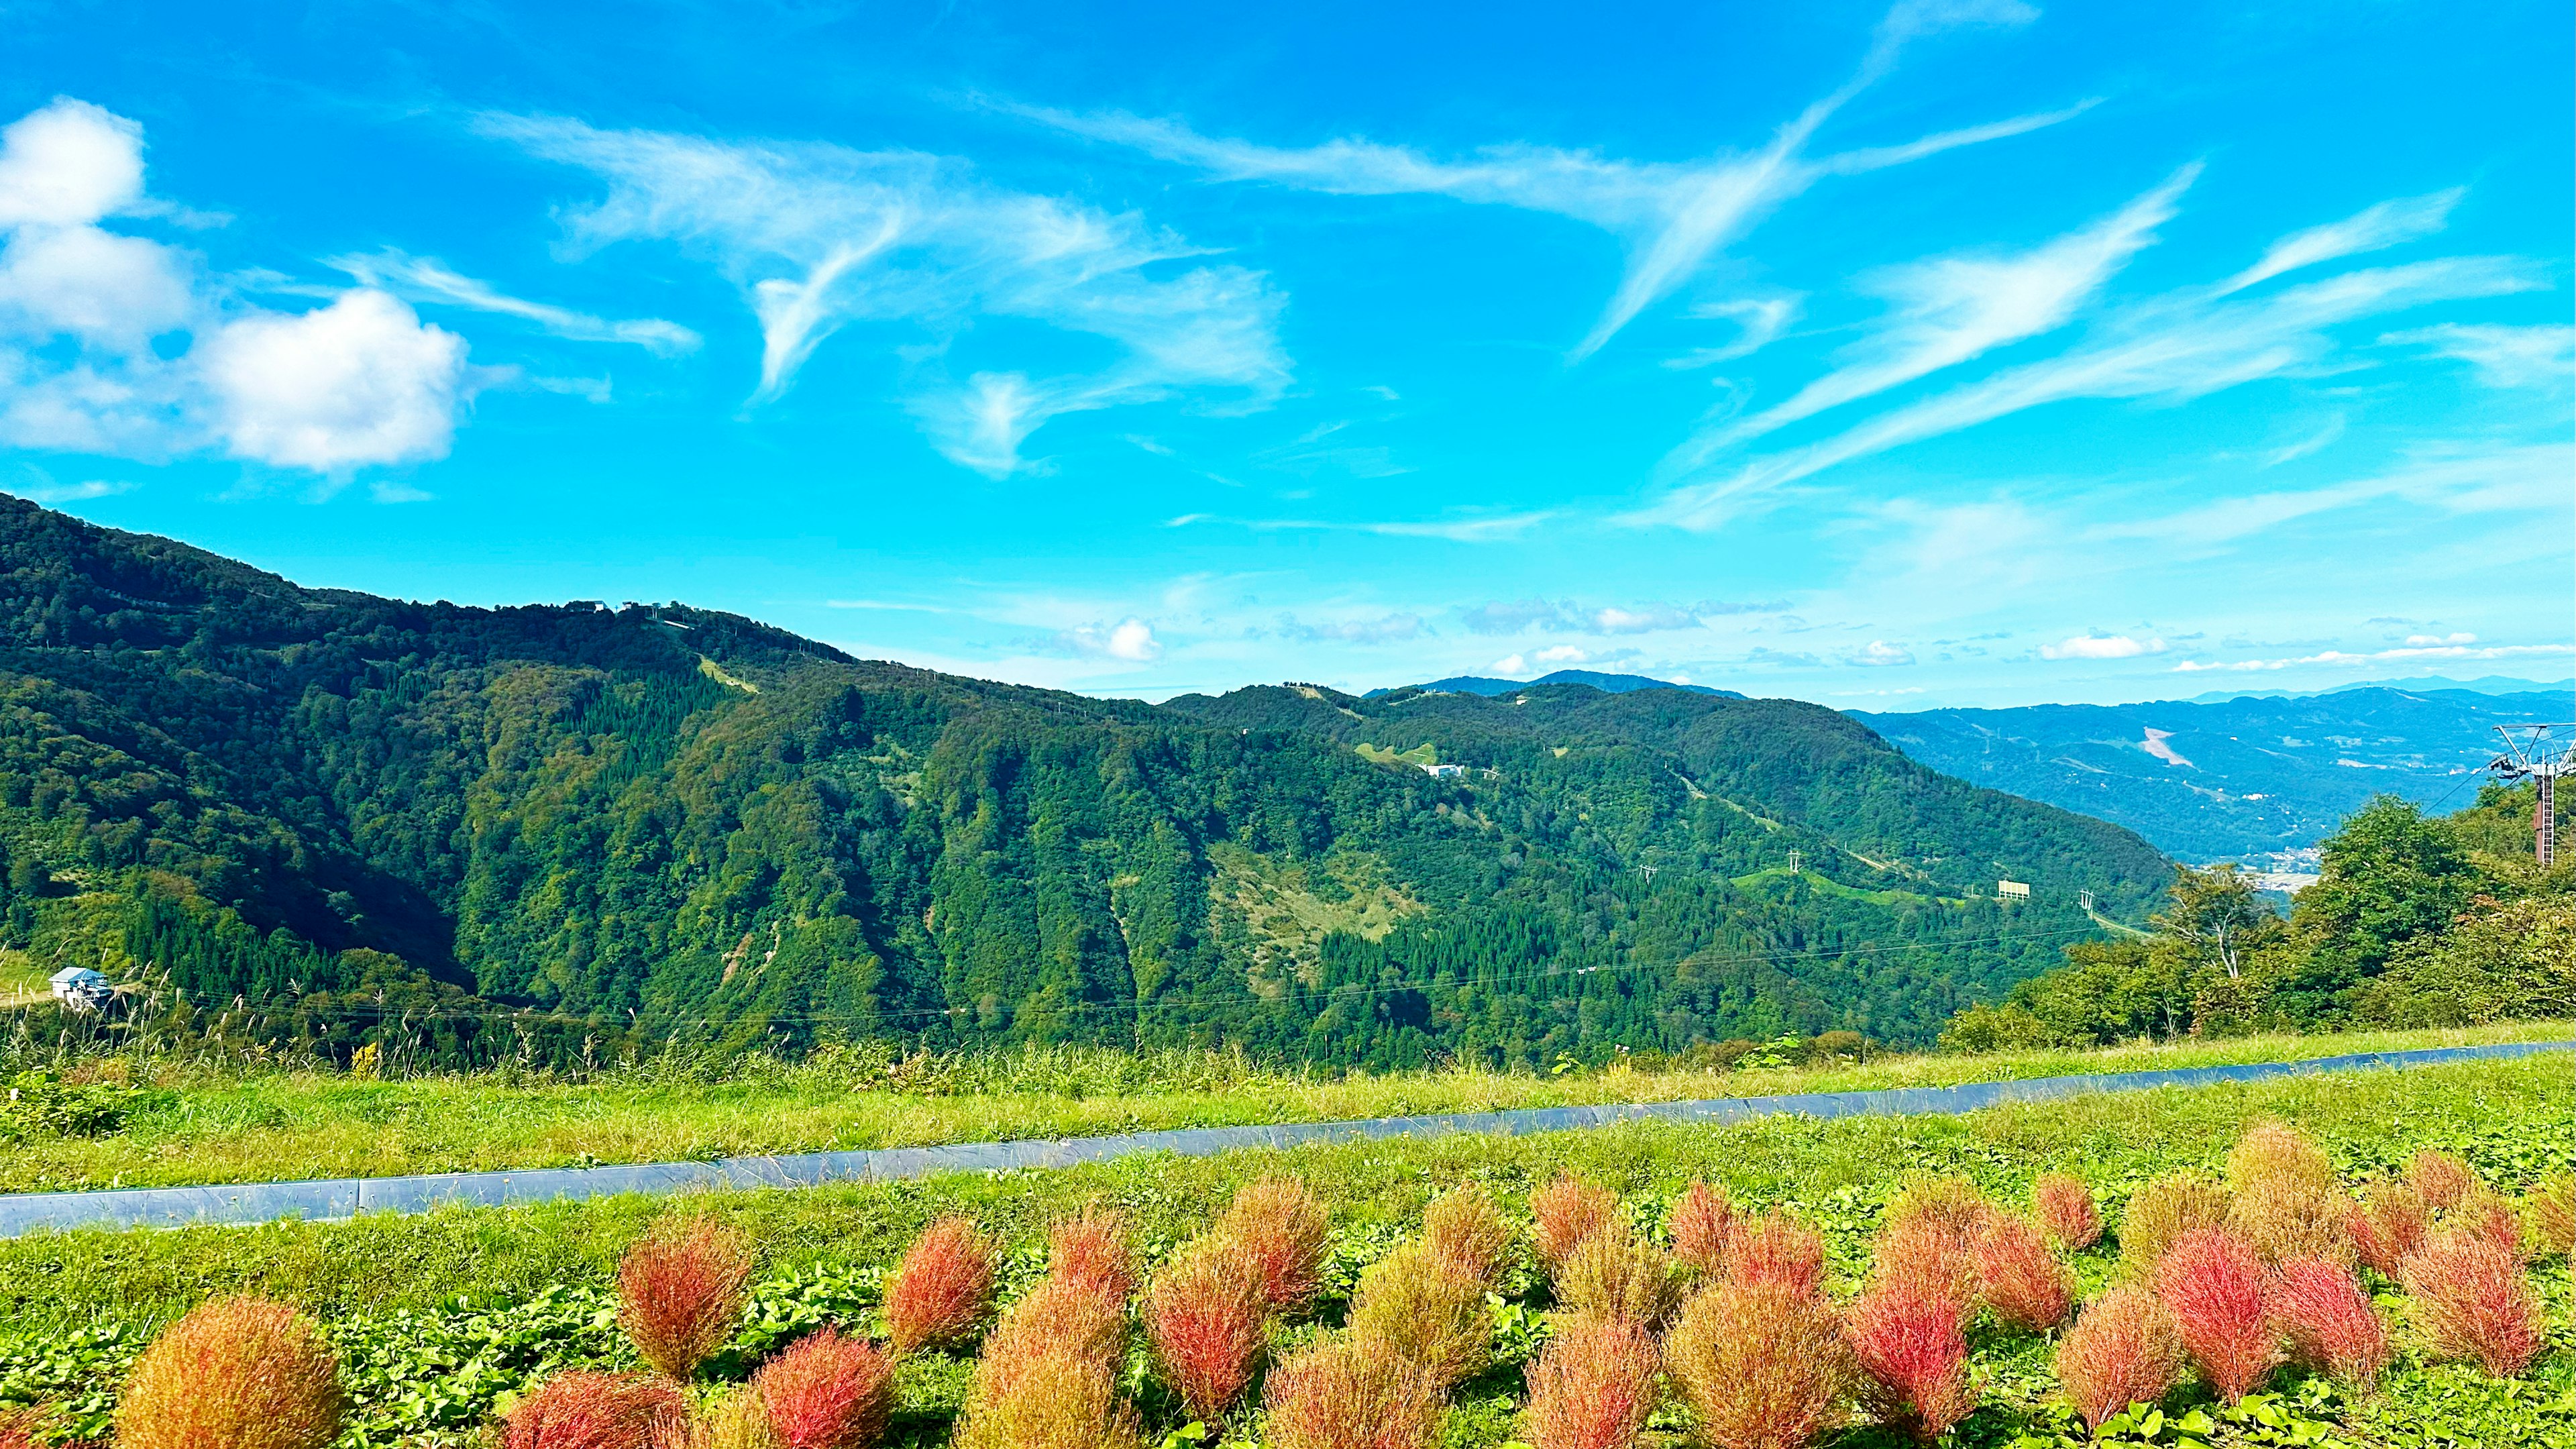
[3,1021,2563,1193]
[1,1054,2568,1448]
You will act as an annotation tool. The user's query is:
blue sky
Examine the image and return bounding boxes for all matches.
[0,0,2567,708]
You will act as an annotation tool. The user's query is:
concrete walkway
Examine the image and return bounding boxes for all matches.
[2,1039,2563,1238]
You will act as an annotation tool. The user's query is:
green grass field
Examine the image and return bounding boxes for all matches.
[2,1052,2567,1448]
[4,1022,2563,1194]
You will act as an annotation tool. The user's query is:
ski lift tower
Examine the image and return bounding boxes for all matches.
[2488,724,2576,867]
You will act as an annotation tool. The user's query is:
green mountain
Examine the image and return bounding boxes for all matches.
[1851,687,2571,863]
[0,498,2169,1065]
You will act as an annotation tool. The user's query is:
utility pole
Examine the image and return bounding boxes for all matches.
[2488,724,2575,867]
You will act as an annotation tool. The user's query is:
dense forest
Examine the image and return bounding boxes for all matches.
[1945,781,2573,1048]
[0,498,2170,1067]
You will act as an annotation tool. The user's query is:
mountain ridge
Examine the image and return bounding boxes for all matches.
[0,497,2167,1061]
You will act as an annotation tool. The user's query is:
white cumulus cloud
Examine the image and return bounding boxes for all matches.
[2041,633,2166,659]
[0,97,484,480]
[198,290,470,471]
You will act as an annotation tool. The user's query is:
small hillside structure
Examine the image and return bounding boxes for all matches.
[1996,879,2031,902]
[50,966,112,1012]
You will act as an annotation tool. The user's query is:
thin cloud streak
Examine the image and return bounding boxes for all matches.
[1169,510,1556,542]
[478,112,1291,476]
[328,249,702,355]
[1012,0,2079,358]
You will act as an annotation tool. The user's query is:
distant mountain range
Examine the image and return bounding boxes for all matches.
[2183,674,2573,705]
[1851,687,2567,861]
[1371,669,1743,699]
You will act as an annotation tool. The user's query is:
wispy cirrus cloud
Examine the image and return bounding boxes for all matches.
[328,248,701,355]
[2381,322,2574,389]
[1712,164,2196,444]
[1630,190,2535,530]
[1014,0,2078,359]
[1168,510,1554,542]
[478,113,1291,476]
[2175,641,2569,673]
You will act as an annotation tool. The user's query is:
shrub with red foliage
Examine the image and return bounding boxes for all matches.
[2345,1181,2430,1279]
[502,1371,690,1449]
[1873,1218,1976,1309]
[1048,1206,1135,1302]
[1666,1281,1855,1449]
[2453,1189,2528,1262]
[2268,1258,2390,1390]
[1849,1279,1974,1446]
[1424,1185,1515,1289]
[2055,1288,2185,1434]
[1521,1313,1658,1449]
[1725,1212,1826,1300]
[1670,1180,1737,1277]
[2155,1228,2280,1404]
[1263,1338,1444,1449]
[883,1216,996,1355]
[1145,1240,1269,1419]
[0,1409,41,1449]
[1532,1176,1621,1273]
[2408,1150,2475,1212]
[1215,1176,1330,1313]
[619,1218,753,1381]
[980,1277,1128,1396]
[2033,1174,2102,1252]
[753,1328,893,1449]
[1973,1213,2073,1332]
[116,1295,347,1449]
[2402,1232,2545,1378]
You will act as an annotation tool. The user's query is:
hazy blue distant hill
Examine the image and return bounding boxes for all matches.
[1854,686,2567,861]
[2184,675,2572,705]
[1373,669,1743,699]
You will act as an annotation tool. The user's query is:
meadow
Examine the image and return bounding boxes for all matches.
[2,1022,2563,1194]
[3,1051,2568,1448]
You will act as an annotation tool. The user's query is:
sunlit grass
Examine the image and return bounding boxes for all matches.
[3,1021,2561,1193]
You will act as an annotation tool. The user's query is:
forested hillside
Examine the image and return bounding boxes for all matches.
[0,498,2168,1065]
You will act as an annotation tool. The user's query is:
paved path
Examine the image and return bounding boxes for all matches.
[2,1040,2563,1238]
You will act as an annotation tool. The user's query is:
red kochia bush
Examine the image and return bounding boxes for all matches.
[2156,1228,2279,1403]
[1973,1213,2073,1332]
[2268,1258,2390,1390]
[1666,1281,1855,1449]
[2408,1150,2475,1212]
[1874,1218,1976,1309]
[754,1328,894,1449]
[1670,1180,1738,1277]
[2454,1189,2529,1262]
[1145,1241,1269,1419]
[1725,1212,1827,1300]
[2033,1174,2102,1252]
[1532,1175,1621,1273]
[1521,1313,1658,1449]
[2346,1181,2430,1279]
[0,1409,42,1449]
[115,1295,348,1449]
[1424,1185,1515,1289]
[883,1216,996,1354]
[502,1371,690,1449]
[1263,1339,1444,1449]
[2055,1288,2186,1434]
[1049,1206,1136,1302]
[1848,1281,1976,1446]
[619,1218,753,1381]
[2402,1232,2545,1378]
[1216,1177,1331,1313]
